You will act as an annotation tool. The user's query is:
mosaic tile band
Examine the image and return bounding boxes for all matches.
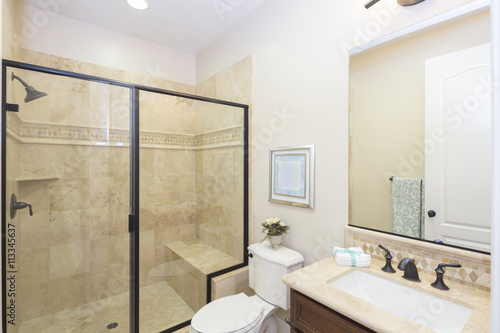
[8,114,242,149]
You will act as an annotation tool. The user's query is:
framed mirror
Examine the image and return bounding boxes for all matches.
[349,2,491,253]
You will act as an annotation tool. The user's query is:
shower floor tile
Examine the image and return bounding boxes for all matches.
[18,281,194,333]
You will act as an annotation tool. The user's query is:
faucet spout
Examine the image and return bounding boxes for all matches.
[398,258,421,282]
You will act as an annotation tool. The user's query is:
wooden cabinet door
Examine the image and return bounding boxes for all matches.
[290,289,375,333]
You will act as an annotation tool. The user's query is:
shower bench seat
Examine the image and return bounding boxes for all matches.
[165,238,240,312]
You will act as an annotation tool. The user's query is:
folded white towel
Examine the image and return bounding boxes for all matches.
[333,247,371,267]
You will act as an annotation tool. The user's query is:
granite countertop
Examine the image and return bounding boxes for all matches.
[282,257,490,333]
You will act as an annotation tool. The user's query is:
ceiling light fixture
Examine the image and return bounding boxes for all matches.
[364,0,381,9]
[127,0,148,10]
[398,0,426,6]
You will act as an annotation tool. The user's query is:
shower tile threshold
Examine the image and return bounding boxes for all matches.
[18,281,194,333]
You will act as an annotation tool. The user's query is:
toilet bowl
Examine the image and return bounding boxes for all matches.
[189,242,304,333]
[190,293,277,333]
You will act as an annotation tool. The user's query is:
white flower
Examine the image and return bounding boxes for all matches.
[279,221,285,227]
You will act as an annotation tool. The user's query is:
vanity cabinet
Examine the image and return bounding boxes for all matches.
[290,289,375,333]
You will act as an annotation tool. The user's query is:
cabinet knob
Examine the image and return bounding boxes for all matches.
[285,317,291,325]
[428,210,436,218]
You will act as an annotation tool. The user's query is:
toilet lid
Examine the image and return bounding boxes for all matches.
[191,293,263,333]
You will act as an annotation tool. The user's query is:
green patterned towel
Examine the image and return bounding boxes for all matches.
[392,178,425,238]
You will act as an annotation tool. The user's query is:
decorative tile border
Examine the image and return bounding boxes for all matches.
[20,122,130,144]
[140,131,196,147]
[345,226,491,291]
[7,114,242,149]
[196,129,242,148]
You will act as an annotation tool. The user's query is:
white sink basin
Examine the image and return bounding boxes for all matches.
[328,270,472,333]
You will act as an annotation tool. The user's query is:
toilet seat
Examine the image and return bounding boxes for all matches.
[190,293,263,333]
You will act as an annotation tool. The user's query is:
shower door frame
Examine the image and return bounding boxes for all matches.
[1,59,250,333]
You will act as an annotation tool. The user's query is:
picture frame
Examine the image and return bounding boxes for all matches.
[269,145,315,209]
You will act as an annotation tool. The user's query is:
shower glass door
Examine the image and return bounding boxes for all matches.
[3,65,132,333]
[137,90,248,332]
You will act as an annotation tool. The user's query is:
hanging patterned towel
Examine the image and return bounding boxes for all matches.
[392,178,425,238]
[333,247,371,267]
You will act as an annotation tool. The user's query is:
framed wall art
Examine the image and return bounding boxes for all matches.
[269,145,315,209]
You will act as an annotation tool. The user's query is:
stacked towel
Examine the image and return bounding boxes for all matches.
[333,247,371,267]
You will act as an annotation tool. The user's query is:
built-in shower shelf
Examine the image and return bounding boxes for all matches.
[16,174,60,182]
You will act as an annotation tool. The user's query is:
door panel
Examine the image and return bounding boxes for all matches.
[3,67,131,332]
[425,43,491,251]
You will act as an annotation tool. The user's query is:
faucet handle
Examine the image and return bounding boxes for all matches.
[378,244,396,273]
[437,263,462,270]
[378,244,392,258]
[431,263,462,290]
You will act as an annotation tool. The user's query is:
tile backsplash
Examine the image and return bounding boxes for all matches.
[345,226,491,291]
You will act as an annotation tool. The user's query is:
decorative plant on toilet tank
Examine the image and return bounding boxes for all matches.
[260,217,290,249]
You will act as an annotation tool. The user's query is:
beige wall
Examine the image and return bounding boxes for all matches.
[349,11,490,232]
[10,2,196,84]
[2,0,19,60]
[196,0,478,265]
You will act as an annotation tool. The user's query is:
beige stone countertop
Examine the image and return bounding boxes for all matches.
[283,257,490,333]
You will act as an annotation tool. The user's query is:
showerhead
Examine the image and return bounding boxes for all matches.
[23,85,47,103]
[11,72,47,103]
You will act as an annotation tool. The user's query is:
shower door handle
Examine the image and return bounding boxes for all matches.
[129,215,137,233]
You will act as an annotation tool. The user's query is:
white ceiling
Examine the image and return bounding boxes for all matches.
[15,0,268,54]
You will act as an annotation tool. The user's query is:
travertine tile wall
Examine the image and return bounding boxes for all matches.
[140,147,197,283]
[6,49,252,325]
[195,148,244,261]
[6,134,20,333]
[211,267,254,301]
[7,72,132,322]
[6,50,197,323]
[137,81,197,289]
[195,56,253,261]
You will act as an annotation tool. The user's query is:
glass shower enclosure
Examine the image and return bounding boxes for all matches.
[1,60,248,333]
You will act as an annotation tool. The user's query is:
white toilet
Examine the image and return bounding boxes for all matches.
[189,242,304,333]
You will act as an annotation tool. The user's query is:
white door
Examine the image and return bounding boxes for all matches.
[425,43,491,252]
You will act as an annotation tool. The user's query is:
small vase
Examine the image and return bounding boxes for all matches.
[269,235,283,249]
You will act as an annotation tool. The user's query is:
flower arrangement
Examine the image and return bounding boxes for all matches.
[260,217,290,248]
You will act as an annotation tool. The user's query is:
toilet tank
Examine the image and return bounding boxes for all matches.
[248,242,304,310]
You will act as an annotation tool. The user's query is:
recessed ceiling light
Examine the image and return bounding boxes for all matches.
[127,0,148,10]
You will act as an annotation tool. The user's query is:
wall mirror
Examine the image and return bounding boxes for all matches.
[349,2,491,253]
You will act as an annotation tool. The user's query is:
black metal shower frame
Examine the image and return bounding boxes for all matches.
[1,59,250,333]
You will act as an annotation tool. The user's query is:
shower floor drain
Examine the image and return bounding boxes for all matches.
[107,322,119,329]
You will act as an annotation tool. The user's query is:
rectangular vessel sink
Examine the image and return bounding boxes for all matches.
[328,270,472,333]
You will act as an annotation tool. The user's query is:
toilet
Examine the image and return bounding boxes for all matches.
[190,241,304,333]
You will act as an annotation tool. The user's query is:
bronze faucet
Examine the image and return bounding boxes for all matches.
[398,258,421,282]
